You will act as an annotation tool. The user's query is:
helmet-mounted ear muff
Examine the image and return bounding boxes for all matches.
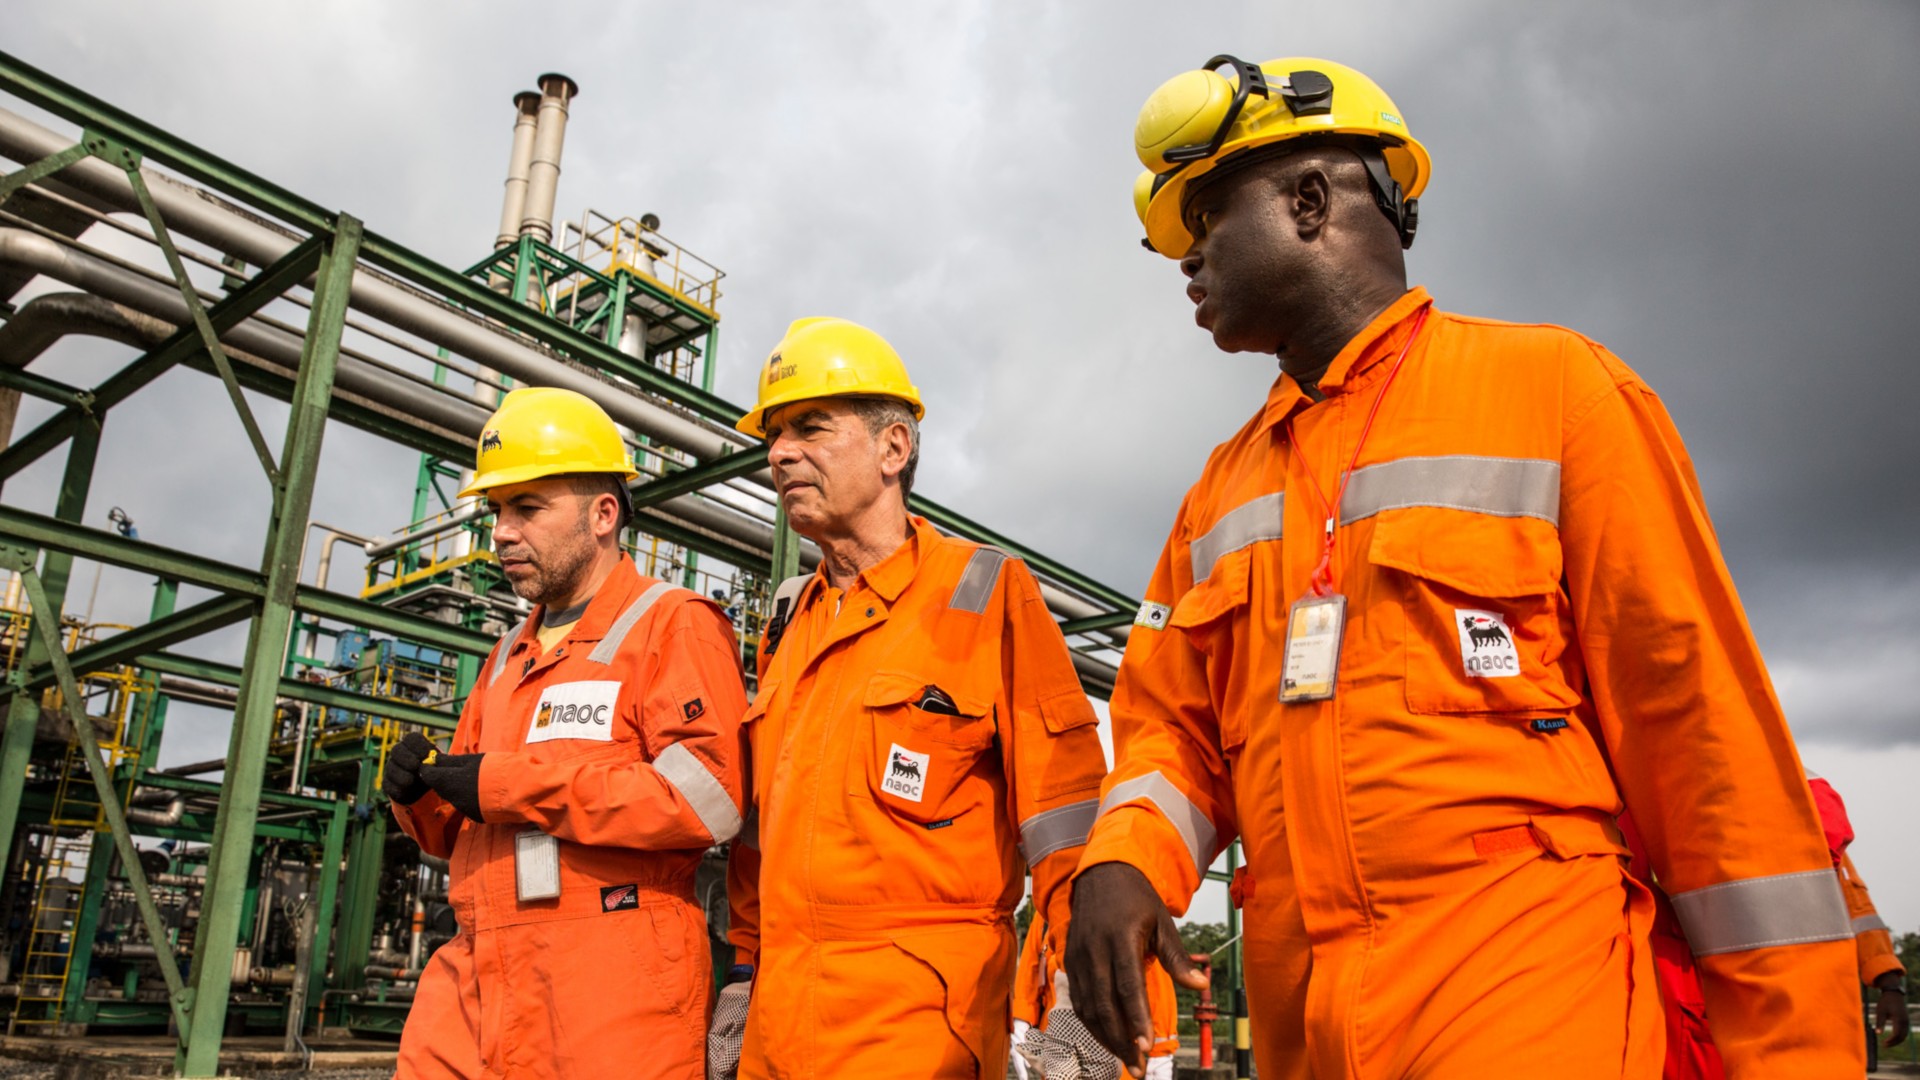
[1133,55,1429,256]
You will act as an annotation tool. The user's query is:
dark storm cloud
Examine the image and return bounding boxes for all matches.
[3,0,1915,922]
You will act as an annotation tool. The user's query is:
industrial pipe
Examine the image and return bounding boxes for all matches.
[0,227,491,442]
[518,74,578,246]
[0,113,1134,663]
[0,291,157,446]
[495,91,542,252]
[0,107,750,464]
[125,796,185,827]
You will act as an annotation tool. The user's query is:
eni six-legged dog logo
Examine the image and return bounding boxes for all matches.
[1455,609,1520,679]
[881,743,930,804]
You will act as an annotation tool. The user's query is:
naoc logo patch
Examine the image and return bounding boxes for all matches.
[1455,610,1520,679]
[525,680,621,744]
[881,743,930,804]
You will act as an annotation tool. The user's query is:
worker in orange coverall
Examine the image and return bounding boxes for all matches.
[1065,54,1861,1078]
[383,387,748,1080]
[1629,771,1909,1078]
[705,318,1113,1080]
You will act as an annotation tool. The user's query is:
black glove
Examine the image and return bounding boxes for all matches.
[381,732,437,806]
[420,753,487,822]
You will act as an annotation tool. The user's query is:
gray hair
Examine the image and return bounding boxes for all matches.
[845,396,920,499]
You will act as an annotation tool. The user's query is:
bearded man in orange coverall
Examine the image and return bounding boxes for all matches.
[706,317,1114,1080]
[384,387,748,1080]
[1065,55,1861,1078]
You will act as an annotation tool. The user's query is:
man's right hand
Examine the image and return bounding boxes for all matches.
[706,976,751,1080]
[382,732,438,806]
[1065,862,1208,1075]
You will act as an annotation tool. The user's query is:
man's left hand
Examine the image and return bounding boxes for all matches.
[421,753,486,822]
[1876,973,1909,1046]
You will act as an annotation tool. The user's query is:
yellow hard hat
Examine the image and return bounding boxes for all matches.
[457,386,639,498]
[734,317,925,438]
[1132,55,1430,257]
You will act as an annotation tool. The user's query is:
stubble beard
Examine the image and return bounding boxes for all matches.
[506,518,597,608]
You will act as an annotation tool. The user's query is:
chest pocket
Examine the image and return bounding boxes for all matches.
[1170,548,1253,752]
[854,672,997,825]
[1369,511,1581,715]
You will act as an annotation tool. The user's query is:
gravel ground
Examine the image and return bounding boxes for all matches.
[0,1058,394,1079]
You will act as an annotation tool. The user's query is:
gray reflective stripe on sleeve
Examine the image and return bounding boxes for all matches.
[588,581,680,664]
[948,547,1009,614]
[1339,455,1561,526]
[1019,799,1100,865]
[1854,913,1890,935]
[652,741,743,843]
[1669,868,1853,956]
[1098,772,1217,877]
[1190,493,1283,584]
[488,620,525,687]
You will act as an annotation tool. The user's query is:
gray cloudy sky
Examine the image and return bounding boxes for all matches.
[4,2,1916,929]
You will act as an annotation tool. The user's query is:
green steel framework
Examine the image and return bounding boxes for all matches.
[0,48,1250,1071]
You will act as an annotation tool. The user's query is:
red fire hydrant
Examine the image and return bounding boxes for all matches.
[1190,952,1216,1069]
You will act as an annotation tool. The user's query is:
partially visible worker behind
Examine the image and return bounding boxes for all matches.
[381,387,749,1080]
[1065,55,1862,1078]
[1626,769,1909,1079]
[1012,922,1178,1080]
[707,318,1113,1080]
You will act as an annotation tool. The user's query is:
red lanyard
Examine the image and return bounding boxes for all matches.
[1284,304,1431,597]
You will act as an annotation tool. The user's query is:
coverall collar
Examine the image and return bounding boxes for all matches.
[1259,286,1433,434]
[506,554,643,656]
[797,514,929,610]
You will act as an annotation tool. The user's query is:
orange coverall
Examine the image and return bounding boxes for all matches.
[1841,852,1905,987]
[1080,287,1861,1077]
[391,558,748,1080]
[727,517,1109,1078]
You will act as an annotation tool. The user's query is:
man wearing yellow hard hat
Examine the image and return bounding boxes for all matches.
[707,318,1116,1079]
[383,386,749,1080]
[1064,55,1862,1077]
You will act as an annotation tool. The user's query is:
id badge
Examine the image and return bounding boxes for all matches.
[1279,594,1347,703]
[515,829,561,902]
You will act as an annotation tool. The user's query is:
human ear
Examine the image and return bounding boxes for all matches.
[876,423,911,481]
[1292,166,1332,240]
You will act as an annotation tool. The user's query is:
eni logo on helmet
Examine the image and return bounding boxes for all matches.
[766,351,797,384]
[480,429,503,452]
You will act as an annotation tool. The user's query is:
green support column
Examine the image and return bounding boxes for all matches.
[770,503,802,586]
[179,214,361,1077]
[0,416,102,874]
[700,326,720,394]
[335,760,386,991]
[61,829,118,1024]
[66,575,182,1026]
[304,798,348,1030]
[133,579,179,774]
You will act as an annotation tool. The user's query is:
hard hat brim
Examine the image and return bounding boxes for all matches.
[457,462,642,500]
[734,390,925,440]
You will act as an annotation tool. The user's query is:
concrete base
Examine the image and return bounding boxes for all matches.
[0,1033,395,1078]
